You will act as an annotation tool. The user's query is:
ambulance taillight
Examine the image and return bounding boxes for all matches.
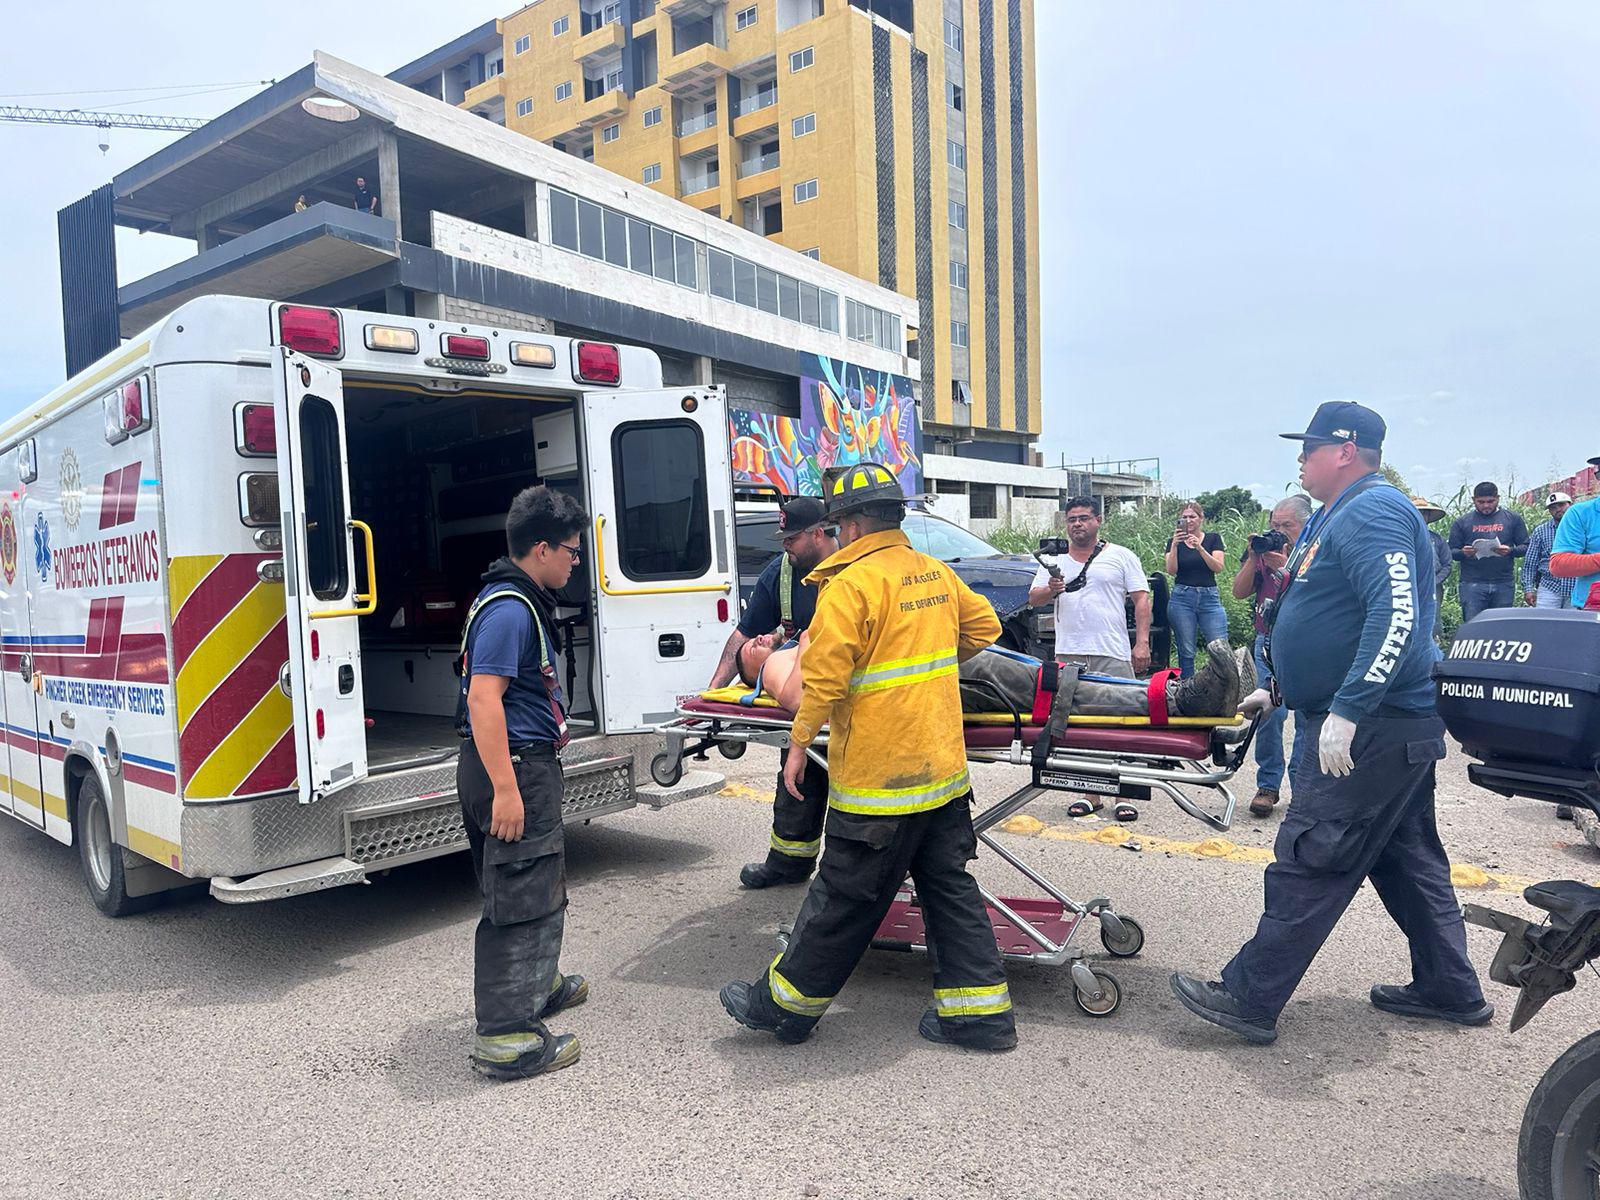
[443,334,490,360]
[235,404,276,456]
[104,375,151,444]
[573,341,621,385]
[278,305,342,357]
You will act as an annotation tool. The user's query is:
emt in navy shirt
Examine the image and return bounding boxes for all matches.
[455,486,590,1081]
[709,496,838,889]
[1171,402,1490,1045]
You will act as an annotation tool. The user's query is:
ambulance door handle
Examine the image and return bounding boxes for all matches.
[17,653,31,682]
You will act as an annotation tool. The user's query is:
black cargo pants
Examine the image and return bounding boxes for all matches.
[760,755,829,872]
[749,794,1014,1042]
[1221,710,1485,1021]
[458,738,567,1037]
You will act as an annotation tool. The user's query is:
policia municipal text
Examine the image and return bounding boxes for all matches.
[720,462,1017,1051]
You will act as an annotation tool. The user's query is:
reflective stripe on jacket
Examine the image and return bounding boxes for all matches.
[790,529,1001,815]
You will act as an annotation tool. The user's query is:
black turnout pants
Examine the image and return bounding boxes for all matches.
[458,738,567,1037]
[1221,710,1485,1021]
[761,755,829,870]
[753,794,1014,1041]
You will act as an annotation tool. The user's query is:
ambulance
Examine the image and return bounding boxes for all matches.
[0,295,734,914]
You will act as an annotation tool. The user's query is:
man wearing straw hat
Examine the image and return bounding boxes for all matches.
[1410,496,1450,641]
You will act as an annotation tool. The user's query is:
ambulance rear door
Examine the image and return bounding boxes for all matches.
[273,350,369,803]
[581,387,735,733]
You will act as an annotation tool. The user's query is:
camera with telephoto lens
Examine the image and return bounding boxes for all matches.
[1249,529,1289,556]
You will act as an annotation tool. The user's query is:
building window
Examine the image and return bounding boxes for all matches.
[950,260,968,289]
[944,20,963,52]
[790,46,814,72]
[802,246,820,260]
[642,162,662,184]
[602,122,621,143]
[947,139,966,171]
[516,97,534,118]
[552,15,569,36]
[951,320,970,348]
[515,34,531,54]
[736,5,758,30]
[602,68,624,92]
[487,58,505,78]
[946,81,963,111]
[794,178,818,203]
[948,200,966,229]
[555,81,573,101]
[968,483,996,520]
[791,112,815,138]
[644,106,662,127]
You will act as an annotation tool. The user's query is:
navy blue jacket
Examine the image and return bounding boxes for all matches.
[737,553,818,638]
[1272,475,1441,721]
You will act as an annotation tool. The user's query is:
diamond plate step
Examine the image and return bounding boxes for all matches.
[636,769,725,809]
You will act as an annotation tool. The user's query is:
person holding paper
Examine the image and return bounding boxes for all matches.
[1447,482,1528,624]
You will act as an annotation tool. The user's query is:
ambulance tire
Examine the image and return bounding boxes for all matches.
[1518,1030,1600,1200]
[76,777,154,918]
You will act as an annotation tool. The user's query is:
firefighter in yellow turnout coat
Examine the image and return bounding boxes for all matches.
[720,463,1017,1051]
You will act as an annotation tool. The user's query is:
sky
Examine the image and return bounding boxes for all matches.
[3,2,1599,505]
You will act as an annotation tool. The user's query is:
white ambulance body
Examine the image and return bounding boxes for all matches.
[0,295,735,914]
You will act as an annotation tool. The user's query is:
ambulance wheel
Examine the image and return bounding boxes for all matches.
[717,741,747,761]
[1073,968,1122,1018]
[650,753,683,788]
[1100,915,1145,958]
[76,777,151,918]
[1518,1030,1600,1200]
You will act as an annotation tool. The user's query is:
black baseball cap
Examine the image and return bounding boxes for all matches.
[1280,401,1386,450]
[771,495,830,541]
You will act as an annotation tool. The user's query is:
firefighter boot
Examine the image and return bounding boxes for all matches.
[917,1008,1018,1052]
[739,853,816,890]
[719,980,816,1044]
[1172,640,1244,717]
[539,972,590,1019]
[470,1026,582,1081]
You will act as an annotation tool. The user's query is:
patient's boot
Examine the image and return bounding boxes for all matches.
[1172,640,1242,717]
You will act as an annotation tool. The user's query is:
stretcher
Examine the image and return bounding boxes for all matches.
[654,687,1260,1017]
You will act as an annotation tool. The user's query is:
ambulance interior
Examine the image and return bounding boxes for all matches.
[339,380,596,772]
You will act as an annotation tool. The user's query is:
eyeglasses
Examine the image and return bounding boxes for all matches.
[551,541,582,562]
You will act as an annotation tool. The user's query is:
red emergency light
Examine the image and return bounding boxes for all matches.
[573,341,621,385]
[237,404,276,456]
[278,305,342,357]
[443,334,491,360]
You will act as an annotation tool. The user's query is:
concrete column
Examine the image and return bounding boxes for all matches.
[693,356,715,385]
[377,131,401,226]
[522,184,539,241]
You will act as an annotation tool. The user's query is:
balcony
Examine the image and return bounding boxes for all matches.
[462,75,506,110]
[681,171,720,197]
[661,0,721,15]
[732,90,779,137]
[575,87,629,127]
[733,89,777,118]
[677,110,719,136]
[573,21,625,64]
[662,41,733,94]
[737,151,779,178]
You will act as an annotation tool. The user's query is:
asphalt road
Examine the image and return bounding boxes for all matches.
[3,724,1598,1200]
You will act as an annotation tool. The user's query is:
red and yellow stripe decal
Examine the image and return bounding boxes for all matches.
[170,554,296,799]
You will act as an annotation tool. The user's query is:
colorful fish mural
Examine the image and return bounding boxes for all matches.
[728,356,921,498]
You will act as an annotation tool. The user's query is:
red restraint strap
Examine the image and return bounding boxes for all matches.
[1146,669,1177,726]
[1031,662,1058,726]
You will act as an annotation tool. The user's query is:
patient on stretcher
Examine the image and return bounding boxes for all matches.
[734,633,1251,720]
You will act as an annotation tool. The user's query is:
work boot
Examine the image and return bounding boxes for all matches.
[719,980,815,1044]
[539,973,590,1019]
[1248,788,1279,818]
[739,856,815,889]
[1369,984,1493,1027]
[1169,973,1277,1045]
[1171,641,1243,717]
[470,1027,581,1081]
[917,1008,1018,1052]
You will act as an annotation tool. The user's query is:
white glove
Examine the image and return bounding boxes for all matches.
[1237,688,1278,718]
[1318,714,1358,777]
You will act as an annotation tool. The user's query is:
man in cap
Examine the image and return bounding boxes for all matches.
[709,496,838,888]
[719,462,1017,1051]
[1550,460,1600,608]
[1524,492,1575,610]
[1448,482,1529,623]
[1170,402,1490,1044]
[1410,496,1451,641]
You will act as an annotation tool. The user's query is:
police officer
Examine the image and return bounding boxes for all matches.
[708,496,839,888]
[1170,403,1491,1044]
[719,463,1016,1051]
[456,485,591,1080]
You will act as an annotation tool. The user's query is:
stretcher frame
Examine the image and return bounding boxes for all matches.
[655,699,1260,1011]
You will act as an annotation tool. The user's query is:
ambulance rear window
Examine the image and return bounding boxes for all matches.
[299,397,350,601]
[611,420,710,581]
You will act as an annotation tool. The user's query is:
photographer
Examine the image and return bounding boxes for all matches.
[1164,501,1228,678]
[1230,495,1313,817]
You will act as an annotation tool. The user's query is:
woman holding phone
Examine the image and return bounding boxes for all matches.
[1165,501,1228,677]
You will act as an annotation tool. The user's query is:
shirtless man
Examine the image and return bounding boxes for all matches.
[735,633,1250,720]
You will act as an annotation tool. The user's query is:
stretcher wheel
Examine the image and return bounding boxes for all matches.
[1073,968,1122,1018]
[718,740,747,760]
[650,752,683,788]
[1099,915,1145,958]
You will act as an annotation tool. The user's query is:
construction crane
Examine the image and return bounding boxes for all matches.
[0,105,206,153]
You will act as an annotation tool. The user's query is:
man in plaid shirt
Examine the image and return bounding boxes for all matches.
[1523,491,1575,609]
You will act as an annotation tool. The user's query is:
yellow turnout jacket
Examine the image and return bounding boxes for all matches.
[790,529,1001,815]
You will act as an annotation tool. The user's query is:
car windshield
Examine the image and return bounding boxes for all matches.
[903,511,1004,561]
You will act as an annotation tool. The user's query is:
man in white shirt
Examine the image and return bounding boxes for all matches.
[1028,497,1152,679]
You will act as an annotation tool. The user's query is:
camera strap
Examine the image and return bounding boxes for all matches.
[1061,541,1107,593]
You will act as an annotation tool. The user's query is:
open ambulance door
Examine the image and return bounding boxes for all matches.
[582,387,735,733]
[273,350,371,804]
